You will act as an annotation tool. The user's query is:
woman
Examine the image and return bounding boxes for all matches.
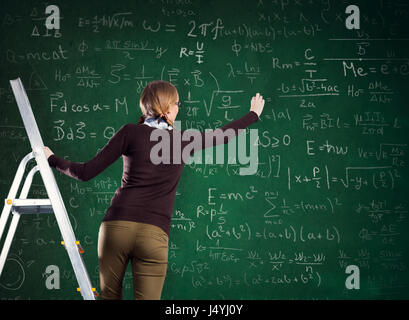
[44,80,265,300]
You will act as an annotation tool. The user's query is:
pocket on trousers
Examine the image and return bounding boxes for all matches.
[149,230,169,244]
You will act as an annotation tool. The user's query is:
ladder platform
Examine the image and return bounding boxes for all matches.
[6,198,53,214]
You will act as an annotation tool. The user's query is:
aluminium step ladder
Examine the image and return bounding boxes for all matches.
[0,78,96,300]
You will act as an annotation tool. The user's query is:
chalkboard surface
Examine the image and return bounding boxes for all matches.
[0,0,408,300]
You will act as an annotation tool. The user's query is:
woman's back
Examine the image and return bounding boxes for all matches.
[105,122,186,236]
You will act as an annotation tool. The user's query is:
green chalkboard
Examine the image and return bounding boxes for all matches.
[0,0,408,300]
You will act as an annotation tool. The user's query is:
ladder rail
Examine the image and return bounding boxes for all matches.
[0,152,34,243]
[0,164,38,274]
[33,148,95,300]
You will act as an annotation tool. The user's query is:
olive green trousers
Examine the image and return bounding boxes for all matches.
[97,220,169,300]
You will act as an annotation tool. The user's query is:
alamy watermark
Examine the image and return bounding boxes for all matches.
[44,265,60,290]
[45,5,60,30]
[148,120,259,175]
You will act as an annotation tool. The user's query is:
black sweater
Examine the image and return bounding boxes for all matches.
[48,111,259,235]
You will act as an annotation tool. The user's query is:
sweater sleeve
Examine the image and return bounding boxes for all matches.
[182,111,259,156]
[47,124,129,182]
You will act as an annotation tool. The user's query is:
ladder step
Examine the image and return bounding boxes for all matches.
[6,198,53,214]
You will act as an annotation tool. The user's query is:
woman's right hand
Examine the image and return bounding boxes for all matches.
[250,93,265,117]
[43,146,54,159]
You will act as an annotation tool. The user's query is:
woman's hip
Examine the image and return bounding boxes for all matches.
[98,220,169,260]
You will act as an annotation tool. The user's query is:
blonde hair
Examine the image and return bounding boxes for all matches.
[137,80,178,129]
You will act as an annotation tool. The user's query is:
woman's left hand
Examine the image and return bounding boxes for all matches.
[43,146,54,159]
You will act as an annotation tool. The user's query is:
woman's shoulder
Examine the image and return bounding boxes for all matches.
[124,122,151,130]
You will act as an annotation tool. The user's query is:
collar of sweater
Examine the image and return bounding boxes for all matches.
[143,116,173,130]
